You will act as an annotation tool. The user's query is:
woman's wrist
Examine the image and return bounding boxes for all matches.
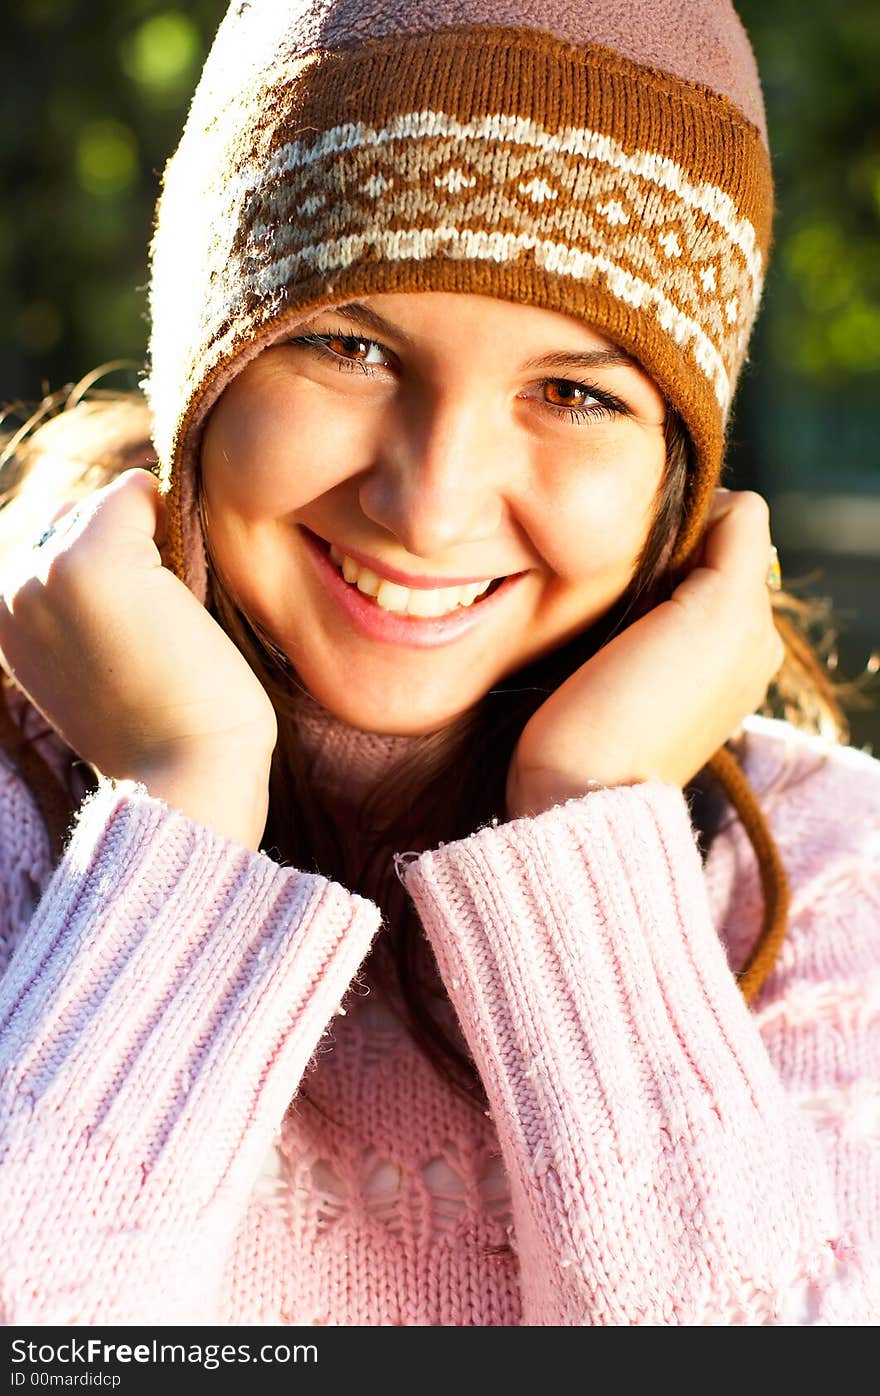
[505,770,617,821]
[505,759,650,820]
[122,742,273,850]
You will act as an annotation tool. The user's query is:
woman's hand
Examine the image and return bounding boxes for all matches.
[0,469,277,849]
[506,490,784,819]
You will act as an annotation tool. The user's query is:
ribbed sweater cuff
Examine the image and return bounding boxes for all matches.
[405,783,772,1110]
[403,783,837,1323]
[0,781,381,1320]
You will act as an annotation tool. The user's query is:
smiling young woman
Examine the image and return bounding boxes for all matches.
[0,0,877,1329]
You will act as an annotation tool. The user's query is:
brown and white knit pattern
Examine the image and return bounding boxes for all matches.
[247,107,761,414]
[147,9,772,587]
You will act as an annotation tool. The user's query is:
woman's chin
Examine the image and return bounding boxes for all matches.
[296,672,476,737]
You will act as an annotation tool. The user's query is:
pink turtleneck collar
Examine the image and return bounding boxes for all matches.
[292,687,438,810]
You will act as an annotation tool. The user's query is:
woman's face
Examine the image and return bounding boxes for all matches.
[201,292,668,734]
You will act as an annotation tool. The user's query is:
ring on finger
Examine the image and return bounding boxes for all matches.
[34,509,80,550]
[766,544,782,592]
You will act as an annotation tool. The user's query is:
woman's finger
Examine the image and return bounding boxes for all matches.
[76,468,164,546]
[697,489,774,584]
[32,470,166,582]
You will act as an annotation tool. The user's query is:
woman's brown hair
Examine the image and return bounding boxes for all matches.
[0,378,857,1107]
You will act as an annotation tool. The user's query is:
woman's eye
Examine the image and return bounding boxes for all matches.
[544,380,592,410]
[325,333,386,365]
[538,379,629,424]
[294,330,392,374]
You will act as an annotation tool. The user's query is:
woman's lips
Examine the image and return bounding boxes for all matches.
[319,537,501,590]
[300,527,526,649]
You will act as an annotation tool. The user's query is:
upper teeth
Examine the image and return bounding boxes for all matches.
[329,544,494,617]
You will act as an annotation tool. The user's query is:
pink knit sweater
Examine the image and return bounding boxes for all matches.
[0,702,878,1326]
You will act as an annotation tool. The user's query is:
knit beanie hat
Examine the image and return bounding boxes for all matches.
[146,0,786,999]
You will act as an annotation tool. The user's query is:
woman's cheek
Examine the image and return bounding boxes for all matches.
[534,465,658,581]
[203,379,373,519]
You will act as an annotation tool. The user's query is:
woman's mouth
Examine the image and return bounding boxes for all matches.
[327,542,504,617]
[301,528,523,650]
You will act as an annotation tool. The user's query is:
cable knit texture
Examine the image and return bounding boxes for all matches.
[0,712,878,1325]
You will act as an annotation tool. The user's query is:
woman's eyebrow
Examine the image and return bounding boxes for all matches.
[519,347,638,373]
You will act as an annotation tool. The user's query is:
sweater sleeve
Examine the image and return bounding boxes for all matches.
[0,777,381,1326]
[402,778,879,1326]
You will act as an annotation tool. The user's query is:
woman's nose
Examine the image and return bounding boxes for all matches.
[357,397,507,560]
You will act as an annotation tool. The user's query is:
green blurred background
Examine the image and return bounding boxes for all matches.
[2,0,878,744]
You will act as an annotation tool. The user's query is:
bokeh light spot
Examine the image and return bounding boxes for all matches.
[75,120,138,198]
[828,302,880,373]
[120,13,201,99]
